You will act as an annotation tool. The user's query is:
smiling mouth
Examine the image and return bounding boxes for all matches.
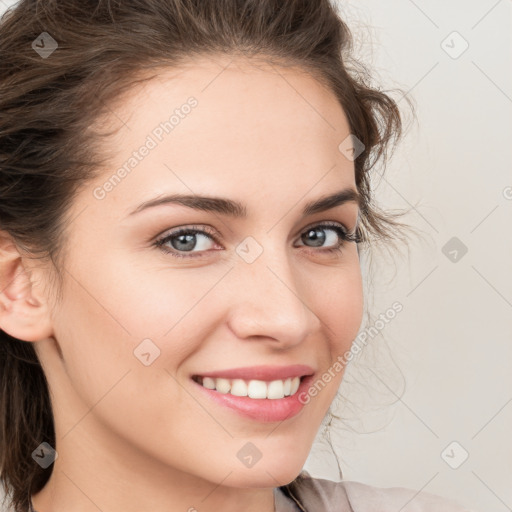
[191,375,304,399]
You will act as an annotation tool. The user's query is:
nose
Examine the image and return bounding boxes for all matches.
[225,249,323,349]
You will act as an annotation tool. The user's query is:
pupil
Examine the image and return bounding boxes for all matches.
[173,233,196,251]
[305,228,325,247]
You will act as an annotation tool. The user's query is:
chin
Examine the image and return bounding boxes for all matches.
[222,456,308,488]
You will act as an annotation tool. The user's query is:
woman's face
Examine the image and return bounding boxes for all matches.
[36,55,363,492]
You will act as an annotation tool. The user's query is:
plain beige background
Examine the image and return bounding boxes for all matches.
[0,1,511,511]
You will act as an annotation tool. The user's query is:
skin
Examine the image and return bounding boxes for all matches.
[0,55,363,512]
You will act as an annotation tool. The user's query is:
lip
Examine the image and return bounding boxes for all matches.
[191,364,314,381]
[190,369,315,423]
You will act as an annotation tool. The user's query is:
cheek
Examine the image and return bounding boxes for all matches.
[311,256,364,353]
[51,266,209,453]
[313,260,363,396]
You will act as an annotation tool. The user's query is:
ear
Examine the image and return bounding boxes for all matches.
[0,231,54,342]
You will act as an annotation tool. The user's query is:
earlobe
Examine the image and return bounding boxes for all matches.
[0,232,54,342]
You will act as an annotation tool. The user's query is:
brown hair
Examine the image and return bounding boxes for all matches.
[0,1,407,510]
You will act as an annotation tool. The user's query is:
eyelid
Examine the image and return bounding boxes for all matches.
[153,224,219,242]
[300,219,350,234]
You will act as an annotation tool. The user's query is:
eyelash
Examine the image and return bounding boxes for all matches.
[153,222,360,259]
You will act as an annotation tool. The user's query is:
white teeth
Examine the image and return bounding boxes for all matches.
[267,379,284,399]
[248,380,267,399]
[290,376,300,395]
[197,376,303,399]
[283,378,292,396]
[230,379,248,396]
[215,378,231,394]
[202,377,216,389]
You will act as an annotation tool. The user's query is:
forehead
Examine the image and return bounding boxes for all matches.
[86,55,356,217]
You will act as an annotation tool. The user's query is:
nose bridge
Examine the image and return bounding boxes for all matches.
[226,237,321,344]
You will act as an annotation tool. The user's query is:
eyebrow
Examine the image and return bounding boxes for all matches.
[127,188,360,218]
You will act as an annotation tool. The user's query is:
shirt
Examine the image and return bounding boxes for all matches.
[28,471,476,511]
[274,471,477,511]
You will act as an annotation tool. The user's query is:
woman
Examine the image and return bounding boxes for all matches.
[0,1,474,511]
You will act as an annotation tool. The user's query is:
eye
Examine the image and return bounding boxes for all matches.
[295,222,359,255]
[153,222,360,259]
[154,225,219,258]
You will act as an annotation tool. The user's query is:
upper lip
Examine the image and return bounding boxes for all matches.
[192,364,314,381]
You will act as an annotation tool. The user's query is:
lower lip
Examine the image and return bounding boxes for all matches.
[191,375,314,423]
